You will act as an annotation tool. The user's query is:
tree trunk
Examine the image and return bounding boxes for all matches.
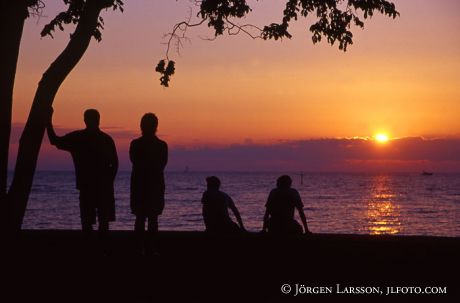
[0,2,29,209]
[6,0,111,230]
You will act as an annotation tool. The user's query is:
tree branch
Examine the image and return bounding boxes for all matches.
[156,0,399,87]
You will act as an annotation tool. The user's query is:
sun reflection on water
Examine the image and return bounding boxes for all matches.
[366,176,402,235]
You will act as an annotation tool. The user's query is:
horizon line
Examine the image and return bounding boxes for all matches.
[9,170,460,174]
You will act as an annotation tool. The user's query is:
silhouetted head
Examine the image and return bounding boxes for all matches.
[84,109,100,130]
[206,176,221,191]
[276,175,292,189]
[141,113,158,136]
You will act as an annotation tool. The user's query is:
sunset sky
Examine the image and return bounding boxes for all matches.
[10,0,460,171]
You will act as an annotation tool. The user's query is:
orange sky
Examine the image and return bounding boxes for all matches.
[13,0,460,147]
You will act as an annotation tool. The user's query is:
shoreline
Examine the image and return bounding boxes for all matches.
[14,229,460,238]
[13,228,460,238]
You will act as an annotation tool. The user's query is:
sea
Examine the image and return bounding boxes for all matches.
[21,171,460,237]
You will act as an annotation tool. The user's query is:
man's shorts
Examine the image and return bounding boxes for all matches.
[79,188,115,224]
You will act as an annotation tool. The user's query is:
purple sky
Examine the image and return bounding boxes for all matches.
[9,123,460,172]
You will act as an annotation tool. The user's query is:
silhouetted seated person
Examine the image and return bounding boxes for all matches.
[47,108,118,236]
[262,175,310,235]
[130,113,168,251]
[201,176,245,233]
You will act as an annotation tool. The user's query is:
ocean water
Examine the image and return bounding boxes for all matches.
[22,171,460,237]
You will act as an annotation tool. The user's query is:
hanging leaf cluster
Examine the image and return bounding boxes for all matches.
[155,60,175,88]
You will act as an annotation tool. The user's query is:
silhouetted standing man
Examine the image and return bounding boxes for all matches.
[262,175,310,234]
[130,113,168,251]
[47,109,118,235]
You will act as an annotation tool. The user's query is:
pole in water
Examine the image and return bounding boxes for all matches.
[300,172,304,185]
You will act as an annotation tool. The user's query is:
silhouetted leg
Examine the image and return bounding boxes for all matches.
[80,217,95,255]
[79,191,95,243]
[146,215,159,254]
[99,220,109,231]
[147,215,158,234]
[134,215,147,254]
[81,218,94,234]
[98,218,110,255]
[81,216,94,246]
[135,215,146,232]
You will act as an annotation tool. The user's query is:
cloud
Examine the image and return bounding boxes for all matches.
[7,124,460,172]
[168,137,460,172]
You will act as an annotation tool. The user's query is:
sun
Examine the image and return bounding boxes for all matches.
[374,133,389,143]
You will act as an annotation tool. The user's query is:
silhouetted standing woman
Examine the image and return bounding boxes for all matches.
[130,113,168,252]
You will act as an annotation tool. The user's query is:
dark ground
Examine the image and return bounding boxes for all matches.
[2,230,459,302]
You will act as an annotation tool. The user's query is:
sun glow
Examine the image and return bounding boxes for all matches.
[375,133,389,144]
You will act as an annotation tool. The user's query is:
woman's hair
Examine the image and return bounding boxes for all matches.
[140,113,158,135]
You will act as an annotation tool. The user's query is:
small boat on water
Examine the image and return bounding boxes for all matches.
[421,171,433,176]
